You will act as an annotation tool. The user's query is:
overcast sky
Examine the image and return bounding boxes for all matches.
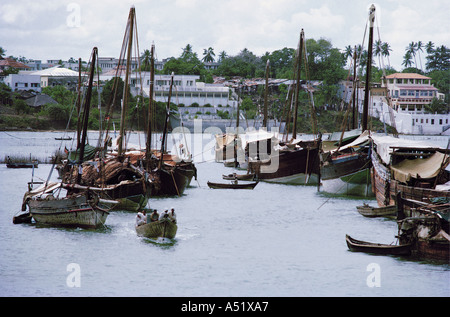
[1,0,449,71]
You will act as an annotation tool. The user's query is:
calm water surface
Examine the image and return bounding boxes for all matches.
[0,131,449,297]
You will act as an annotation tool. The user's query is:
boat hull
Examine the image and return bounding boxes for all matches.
[356,204,397,218]
[321,167,372,196]
[321,154,373,196]
[346,235,411,256]
[249,143,320,185]
[28,194,109,229]
[136,219,177,239]
[207,181,259,189]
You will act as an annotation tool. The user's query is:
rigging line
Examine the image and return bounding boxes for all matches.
[316,157,373,210]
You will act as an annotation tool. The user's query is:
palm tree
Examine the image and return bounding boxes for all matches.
[202,47,215,63]
[181,44,193,60]
[344,45,353,66]
[218,51,228,62]
[141,49,151,71]
[381,42,392,68]
[406,41,418,68]
[416,41,424,71]
[374,40,383,68]
[0,47,6,59]
[425,41,435,54]
[402,51,413,68]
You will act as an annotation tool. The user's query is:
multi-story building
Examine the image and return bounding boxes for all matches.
[375,73,449,135]
[339,73,449,135]
[384,73,444,113]
[101,72,234,109]
[2,73,41,92]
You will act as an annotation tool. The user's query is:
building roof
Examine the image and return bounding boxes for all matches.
[25,94,58,108]
[31,66,79,77]
[386,73,431,80]
[0,58,31,69]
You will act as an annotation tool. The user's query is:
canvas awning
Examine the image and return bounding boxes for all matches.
[371,135,443,165]
[391,152,448,183]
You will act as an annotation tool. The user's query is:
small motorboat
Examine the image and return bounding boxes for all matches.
[136,218,177,239]
[222,173,255,181]
[356,204,397,218]
[345,234,411,256]
[207,181,259,190]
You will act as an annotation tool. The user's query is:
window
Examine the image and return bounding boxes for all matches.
[400,90,407,96]
[431,119,434,125]
[439,119,443,125]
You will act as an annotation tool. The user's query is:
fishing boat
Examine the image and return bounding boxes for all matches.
[138,43,196,197]
[22,183,109,229]
[136,218,177,239]
[356,203,397,218]
[396,196,449,262]
[19,48,112,229]
[222,173,255,181]
[58,8,153,210]
[6,162,38,168]
[207,181,259,190]
[55,136,72,140]
[247,31,321,185]
[345,234,411,256]
[320,6,379,197]
[371,134,450,214]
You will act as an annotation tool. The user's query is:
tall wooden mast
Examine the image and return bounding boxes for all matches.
[292,29,304,140]
[118,6,135,157]
[76,47,97,184]
[362,4,375,132]
[263,60,270,128]
[146,44,155,168]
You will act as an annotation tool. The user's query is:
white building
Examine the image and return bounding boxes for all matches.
[101,72,235,109]
[340,73,449,135]
[2,73,41,92]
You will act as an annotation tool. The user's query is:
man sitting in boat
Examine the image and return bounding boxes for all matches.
[149,209,159,222]
[159,209,169,221]
[136,210,147,227]
[169,207,177,224]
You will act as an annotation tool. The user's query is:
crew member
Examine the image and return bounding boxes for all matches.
[135,209,146,226]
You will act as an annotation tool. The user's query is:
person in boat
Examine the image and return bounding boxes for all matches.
[169,207,177,224]
[7,156,11,164]
[159,209,169,221]
[136,209,147,227]
[150,209,159,222]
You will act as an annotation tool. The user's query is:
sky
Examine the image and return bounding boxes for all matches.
[1,0,449,71]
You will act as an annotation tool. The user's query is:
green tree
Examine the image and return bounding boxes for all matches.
[101,77,125,111]
[426,45,450,71]
[202,47,215,63]
[13,98,29,115]
[140,49,152,71]
[42,85,74,105]
[424,97,448,114]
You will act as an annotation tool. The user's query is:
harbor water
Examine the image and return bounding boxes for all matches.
[0,131,449,297]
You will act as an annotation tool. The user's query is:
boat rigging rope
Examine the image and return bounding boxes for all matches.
[316,156,373,210]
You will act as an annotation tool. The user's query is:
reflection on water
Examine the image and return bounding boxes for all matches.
[0,131,449,297]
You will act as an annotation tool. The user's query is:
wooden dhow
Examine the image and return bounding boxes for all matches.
[397,195,449,262]
[371,134,450,215]
[23,182,110,229]
[320,6,379,197]
[19,48,112,228]
[248,30,321,185]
